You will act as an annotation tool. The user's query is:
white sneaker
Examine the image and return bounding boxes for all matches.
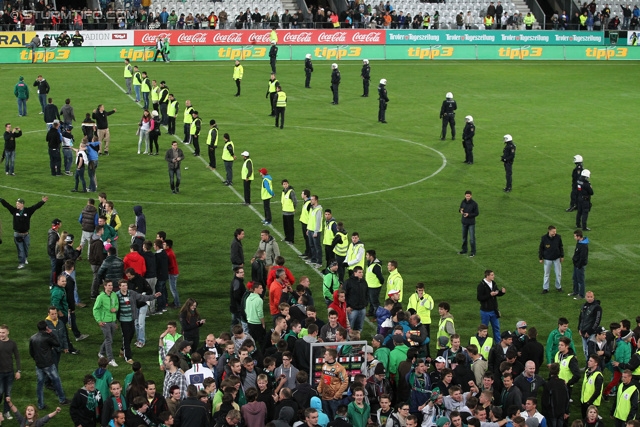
[25,259,28,264]
[137,151,140,154]
[5,411,13,420]
[17,264,25,269]
[108,359,118,367]
[98,352,104,358]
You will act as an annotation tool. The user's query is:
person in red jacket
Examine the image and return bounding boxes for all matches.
[328,290,348,329]
[123,244,146,277]
[164,239,180,308]
[269,269,289,322]
[266,256,295,288]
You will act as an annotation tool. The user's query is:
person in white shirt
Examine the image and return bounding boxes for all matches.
[183,352,214,391]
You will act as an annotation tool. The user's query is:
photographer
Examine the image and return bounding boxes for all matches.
[3,123,22,176]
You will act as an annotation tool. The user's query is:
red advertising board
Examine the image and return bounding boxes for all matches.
[134,29,385,46]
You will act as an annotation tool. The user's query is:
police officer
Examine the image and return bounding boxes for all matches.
[501,134,516,192]
[266,73,279,116]
[377,79,388,124]
[576,169,593,231]
[361,59,371,97]
[275,85,287,129]
[462,115,475,164]
[304,53,313,88]
[331,63,340,105]
[566,155,584,212]
[189,110,202,156]
[269,41,278,73]
[440,92,457,140]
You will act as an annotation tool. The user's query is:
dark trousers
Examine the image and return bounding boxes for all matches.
[243,180,251,204]
[156,280,168,310]
[269,92,277,115]
[336,255,346,283]
[160,103,168,125]
[332,84,339,104]
[363,78,370,96]
[576,200,591,228]
[49,148,61,176]
[275,107,285,128]
[208,146,216,168]
[270,57,276,73]
[121,320,135,360]
[0,371,14,412]
[74,166,86,191]
[168,117,176,135]
[305,70,312,87]
[191,135,200,155]
[263,199,272,223]
[168,167,181,190]
[235,79,241,96]
[325,245,335,266]
[153,49,166,61]
[441,115,456,139]
[150,133,159,154]
[283,214,295,242]
[301,223,310,256]
[224,161,233,183]
[378,100,387,121]
[464,140,474,163]
[248,323,265,350]
[367,287,381,316]
[183,124,190,144]
[504,161,513,189]
[570,187,578,208]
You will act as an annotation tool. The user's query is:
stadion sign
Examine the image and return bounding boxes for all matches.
[386,30,605,45]
[134,29,385,46]
[48,30,134,47]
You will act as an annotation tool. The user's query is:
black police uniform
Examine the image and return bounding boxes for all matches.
[575,176,593,230]
[462,121,475,164]
[440,98,457,140]
[361,63,371,97]
[331,68,341,104]
[269,44,278,73]
[378,83,389,123]
[304,58,314,88]
[501,140,516,192]
[567,162,583,211]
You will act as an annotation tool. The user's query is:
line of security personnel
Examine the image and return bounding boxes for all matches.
[440,91,457,140]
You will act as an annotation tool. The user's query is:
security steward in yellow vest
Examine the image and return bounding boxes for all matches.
[554,337,581,401]
[580,355,603,418]
[206,120,219,170]
[437,304,455,349]
[182,100,194,144]
[612,370,638,427]
[158,81,170,126]
[345,233,365,277]
[281,179,297,243]
[322,209,338,266]
[166,94,179,136]
[365,249,384,316]
[275,86,287,129]
[469,326,493,360]
[240,151,253,205]
[132,66,142,102]
[266,73,279,116]
[151,80,160,113]
[141,72,151,110]
[124,59,133,95]
[260,168,274,225]
[299,190,312,258]
[332,222,348,283]
[221,133,235,185]
[189,111,202,156]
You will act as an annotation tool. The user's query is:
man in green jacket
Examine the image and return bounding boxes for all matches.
[389,334,409,384]
[14,76,29,117]
[245,282,265,349]
[93,281,119,367]
[546,317,576,364]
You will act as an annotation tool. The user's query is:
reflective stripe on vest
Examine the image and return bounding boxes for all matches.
[151,87,160,102]
[366,261,382,289]
[281,188,294,212]
[555,353,575,383]
[581,370,602,406]
[323,218,336,245]
[261,176,273,200]
[222,141,235,161]
[241,159,254,180]
[276,91,287,107]
[470,336,493,360]
[333,231,348,256]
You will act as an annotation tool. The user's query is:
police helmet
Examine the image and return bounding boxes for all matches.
[446,92,453,99]
[581,169,591,178]
[503,134,513,142]
[363,59,369,64]
[305,54,311,59]
[573,154,583,163]
[465,115,473,122]
[380,78,387,85]
[332,63,338,68]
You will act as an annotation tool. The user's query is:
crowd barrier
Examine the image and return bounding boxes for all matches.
[4,44,637,62]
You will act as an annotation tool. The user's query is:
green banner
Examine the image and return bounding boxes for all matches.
[385,45,476,59]
[565,46,640,60]
[386,30,605,45]
[290,45,385,60]
[476,45,565,60]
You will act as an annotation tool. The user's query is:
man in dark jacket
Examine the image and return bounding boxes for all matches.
[89,226,106,299]
[173,385,210,427]
[3,122,21,175]
[541,363,569,426]
[230,228,245,269]
[571,229,589,300]
[539,225,564,294]
[458,190,479,257]
[97,246,124,291]
[91,105,116,155]
[46,121,62,176]
[229,267,246,327]
[154,239,170,312]
[33,75,50,113]
[500,372,522,412]
[344,266,368,332]
[578,291,602,359]
[29,321,70,409]
[70,375,103,427]
[79,199,98,260]
[43,98,60,126]
[1,195,47,268]
[477,270,506,343]
[520,327,545,372]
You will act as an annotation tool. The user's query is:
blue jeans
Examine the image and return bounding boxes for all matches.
[480,309,501,343]
[543,258,562,290]
[39,93,47,112]
[348,308,366,331]
[75,166,86,191]
[156,280,167,310]
[134,85,141,101]
[17,98,27,116]
[142,92,149,110]
[14,232,30,264]
[63,148,73,173]
[322,399,341,420]
[49,256,56,285]
[136,305,148,343]
[88,160,97,191]
[461,223,476,254]
[4,150,15,174]
[0,371,14,412]
[573,266,585,298]
[307,230,322,264]
[168,274,180,307]
[36,365,66,409]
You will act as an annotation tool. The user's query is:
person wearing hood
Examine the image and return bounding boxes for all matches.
[260,168,274,225]
[70,375,103,427]
[91,357,113,402]
[578,291,602,359]
[14,76,29,117]
[258,229,280,267]
[567,155,584,212]
[240,387,266,427]
[133,206,146,236]
[570,230,589,300]
[575,169,594,231]
[310,396,330,427]
[271,406,294,427]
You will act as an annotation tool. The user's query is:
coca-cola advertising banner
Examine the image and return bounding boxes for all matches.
[134,29,385,46]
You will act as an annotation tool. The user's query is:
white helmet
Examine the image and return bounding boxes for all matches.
[465,115,473,122]
[581,169,591,178]
[446,92,453,99]
[305,53,311,59]
[573,154,583,163]
[363,59,369,64]
[379,78,387,85]
[504,134,513,142]
[332,63,338,68]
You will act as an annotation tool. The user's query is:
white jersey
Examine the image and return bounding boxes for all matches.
[184,363,214,390]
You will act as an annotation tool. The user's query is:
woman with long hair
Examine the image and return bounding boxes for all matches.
[148,110,160,155]
[179,298,206,352]
[137,109,151,154]
[125,370,147,403]
[55,231,68,281]
[583,405,605,427]
[6,397,61,427]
